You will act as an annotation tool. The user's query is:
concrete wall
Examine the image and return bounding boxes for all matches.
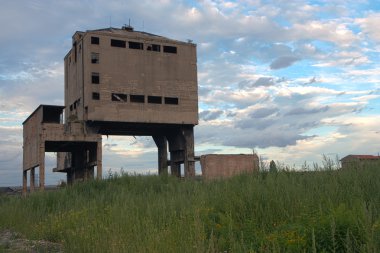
[200,154,259,180]
[65,28,198,125]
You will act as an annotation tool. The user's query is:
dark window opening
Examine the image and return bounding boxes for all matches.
[165,97,179,105]
[163,46,177,54]
[73,42,77,62]
[91,72,100,84]
[147,44,161,52]
[112,93,128,102]
[92,92,100,100]
[129,41,143,50]
[91,36,99,44]
[70,105,73,111]
[42,106,63,123]
[130,95,145,103]
[73,103,76,109]
[148,96,162,104]
[111,39,126,48]
[91,52,99,64]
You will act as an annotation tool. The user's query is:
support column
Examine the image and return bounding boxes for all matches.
[22,170,27,196]
[183,126,195,178]
[39,145,45,191]
[96,140,102,180]
[30,167,35,192]
[170,151,182,177]
[153,136,168,175]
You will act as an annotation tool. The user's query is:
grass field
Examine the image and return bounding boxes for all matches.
[0,163,379,252]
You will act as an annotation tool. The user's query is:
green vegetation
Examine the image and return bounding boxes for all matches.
[0,164,379,252]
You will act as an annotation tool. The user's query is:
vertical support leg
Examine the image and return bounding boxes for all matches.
[183,126,195,178]
[96,140,102,180]
[39,145,45,191]
[170,151,181,177]
[30,167,35,192]
[22,170,27,196]
[153,136,168,175]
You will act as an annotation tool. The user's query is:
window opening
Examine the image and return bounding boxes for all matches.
[91,53,99,64]
[164,97,179,105]
[91,36,99,44]
[129,41,143,50]
[112,93,128,102]
[111,39,126,48]
[148,96,162,104]
[130,95,145,103]
[163,45,177,54]
[91,72,100,84]
[147,44,161,52]
[92,92,100,100]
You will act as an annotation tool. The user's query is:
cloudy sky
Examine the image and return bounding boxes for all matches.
[1,0,380,186]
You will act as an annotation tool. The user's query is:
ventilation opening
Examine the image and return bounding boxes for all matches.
[130,95,145,103]
[112,93,128,102]
[147,44,161,52]
[92,92,100,100]
[111,39,126,48]
[163,46,177,54]
[91,36,99,45]
[91,53,99,64]
[148,96,162,104]
[164,97,179,105]
[129,41,143,50]
[91,72,99,84]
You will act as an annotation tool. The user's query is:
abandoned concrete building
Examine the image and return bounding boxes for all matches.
[22,26,259,194]
[23,26,198,193]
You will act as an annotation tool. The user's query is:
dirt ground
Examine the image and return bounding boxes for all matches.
[0,230,63,253]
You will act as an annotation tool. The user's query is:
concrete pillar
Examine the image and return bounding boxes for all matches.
[39,145,45,191]
[153,135,168,175]
[170,151,182,177]
[22,170,27,196]
[96,141,102,180]
[30,167,35,192]
[183,126,195,178]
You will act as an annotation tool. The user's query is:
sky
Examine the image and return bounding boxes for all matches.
[1,0,380,186]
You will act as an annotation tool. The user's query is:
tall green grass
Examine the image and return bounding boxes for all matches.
[0,164,379,252]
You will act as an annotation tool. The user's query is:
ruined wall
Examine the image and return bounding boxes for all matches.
[200,154,259,180]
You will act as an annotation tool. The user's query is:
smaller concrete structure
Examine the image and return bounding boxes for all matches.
[200,154,259,180]
[340,154,380,169]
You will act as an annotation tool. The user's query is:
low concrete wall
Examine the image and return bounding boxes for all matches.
[200,154,259,180]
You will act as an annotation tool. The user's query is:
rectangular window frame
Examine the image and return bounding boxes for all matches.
[163,45,177,54]
[164,97,179,105]
[148,96,162,104]
[91,52,99,64]
[91,72,100,84]
[129,41,144,50]
[111,39,126,48]
[130,95,145,103]
[111,93,128,102]
[91,36,99,45]
[92,92,100,100]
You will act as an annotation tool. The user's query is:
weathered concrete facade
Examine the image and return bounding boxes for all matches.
[200,154,259,180]
[22,26,198,194]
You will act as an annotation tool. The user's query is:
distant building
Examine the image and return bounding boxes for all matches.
[340,155,380,169]
[200,154,259,180]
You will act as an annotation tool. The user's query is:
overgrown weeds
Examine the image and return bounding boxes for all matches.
[0,164,379,252]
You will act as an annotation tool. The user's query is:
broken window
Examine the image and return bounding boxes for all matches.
[91,72,100,84]
[91,36,99,44]
[164,97,179,105]
[147,44,161,52]
[163,45,177,54]
[111,93,128,102]
[129,41,143,50]
[111,39,126,48]
[91,52,99,64]
[130,95,145,103]
[148,96,162,104]
[92,92,100,100]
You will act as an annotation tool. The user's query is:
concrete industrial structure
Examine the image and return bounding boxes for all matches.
[23,26,198,194]
[22,26,259,194]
